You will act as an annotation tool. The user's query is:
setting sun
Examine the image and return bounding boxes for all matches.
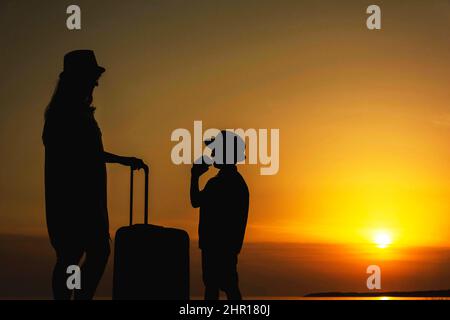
[373,232,393,249]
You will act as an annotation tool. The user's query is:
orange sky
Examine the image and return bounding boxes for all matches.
[1,0,450,249]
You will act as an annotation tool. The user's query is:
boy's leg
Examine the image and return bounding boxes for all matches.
[222,253,242,300]
[202,250,220,300]
[225,286,242,300]
[205,287,220,300]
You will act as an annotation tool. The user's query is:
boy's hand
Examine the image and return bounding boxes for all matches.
[191,163,210,177]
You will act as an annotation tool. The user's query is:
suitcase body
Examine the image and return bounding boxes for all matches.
[113,167,190,300]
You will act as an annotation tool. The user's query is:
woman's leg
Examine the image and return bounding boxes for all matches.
[52,245,84,300]
[74,238,110,300]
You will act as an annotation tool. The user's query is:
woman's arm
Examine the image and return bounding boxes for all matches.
[104,151,147,170]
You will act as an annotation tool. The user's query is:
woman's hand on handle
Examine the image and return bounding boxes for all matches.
[128,157,147,171]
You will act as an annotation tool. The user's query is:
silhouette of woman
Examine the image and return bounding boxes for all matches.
[42,50,146,300]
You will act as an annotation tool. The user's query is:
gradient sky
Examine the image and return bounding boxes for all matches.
[1,0,450,250]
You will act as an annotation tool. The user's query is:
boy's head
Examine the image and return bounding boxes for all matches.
[205,130,245,169]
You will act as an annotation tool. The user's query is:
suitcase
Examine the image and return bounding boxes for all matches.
[113,167,190,300]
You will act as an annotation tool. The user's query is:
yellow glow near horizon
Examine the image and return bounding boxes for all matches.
[373,231,393,249]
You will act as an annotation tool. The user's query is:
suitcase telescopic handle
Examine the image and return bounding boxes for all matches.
[129,166,149,226]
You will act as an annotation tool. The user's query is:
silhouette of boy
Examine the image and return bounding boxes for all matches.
[190,130,249,300]
[42,50,146,300]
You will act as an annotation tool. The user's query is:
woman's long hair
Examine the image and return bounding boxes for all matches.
[43,73,96,145]
[44,72,95,120]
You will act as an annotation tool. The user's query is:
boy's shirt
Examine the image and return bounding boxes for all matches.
[198,166,249,253]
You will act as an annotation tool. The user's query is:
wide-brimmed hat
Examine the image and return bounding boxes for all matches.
[62,50,105,78]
